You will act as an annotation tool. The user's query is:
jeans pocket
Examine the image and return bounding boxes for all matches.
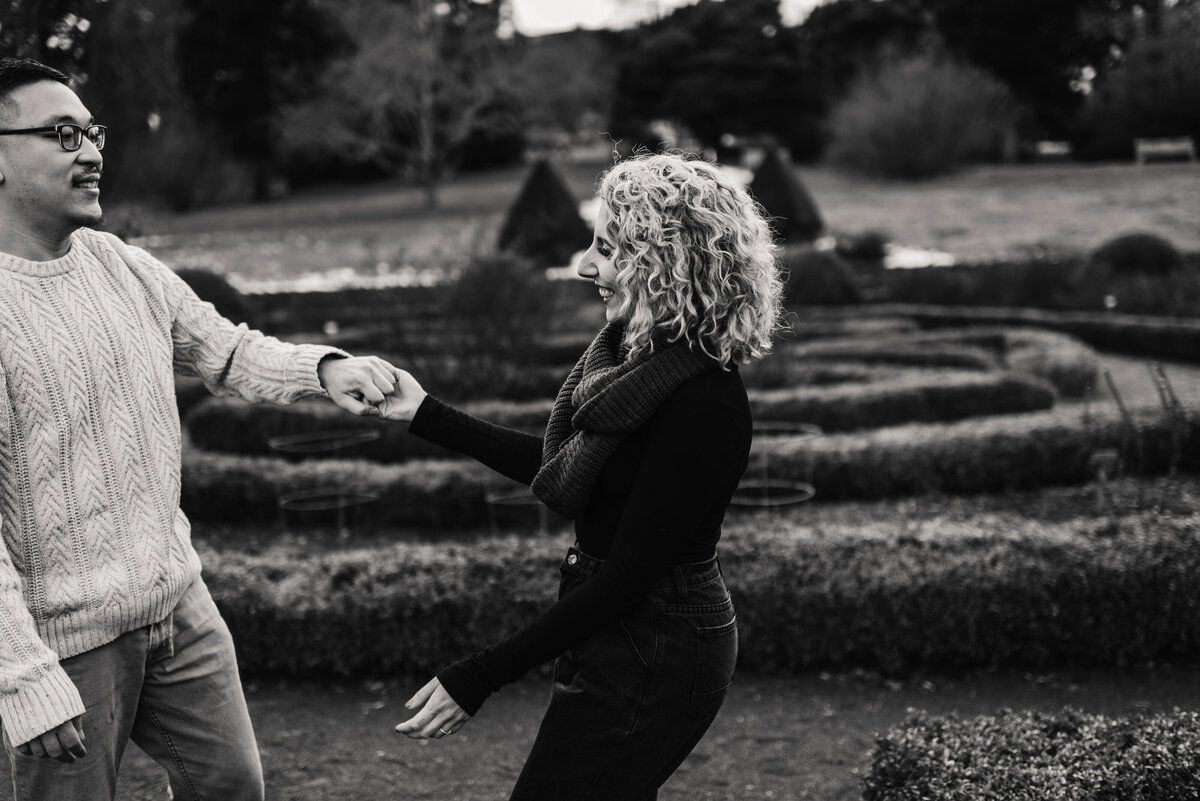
[689,616,738,722]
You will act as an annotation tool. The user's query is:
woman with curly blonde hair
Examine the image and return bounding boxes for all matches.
[386,152,784,800]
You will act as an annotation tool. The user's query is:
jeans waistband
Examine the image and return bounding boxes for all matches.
[560,544,723,598]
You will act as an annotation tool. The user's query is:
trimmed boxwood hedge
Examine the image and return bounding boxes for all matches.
[749,370,1055,432]
[183,397,550,462]
[844,304,1200,364]
[180,403,1197,523]
[760,403,1199,501]
[196,511,1200,678]
[790,326,1099,398]
[864,708,1200,800]
[184,370,1057,460]
[180,452,505,527]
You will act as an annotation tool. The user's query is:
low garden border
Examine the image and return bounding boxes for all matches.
[180,402,1198,522]
[864,707,1200,800]
[198,511,1200,678]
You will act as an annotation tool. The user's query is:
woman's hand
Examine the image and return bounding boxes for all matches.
[394,678,471,740]
[374,368,428,422]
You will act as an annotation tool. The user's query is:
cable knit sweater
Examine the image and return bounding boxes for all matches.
[0,227,342,746]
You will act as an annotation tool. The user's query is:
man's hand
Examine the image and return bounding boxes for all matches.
[374,369,428,423]
[394,678,470,740]
[318,356,397,416]
[16,717,86,763]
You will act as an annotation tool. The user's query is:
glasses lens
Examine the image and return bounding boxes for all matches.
[57,124,83,151]
[86,125,105,151]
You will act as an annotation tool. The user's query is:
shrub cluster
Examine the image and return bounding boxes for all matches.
[826,54,1017,179]
[864,708,1200,801]
[196,511,1200,678]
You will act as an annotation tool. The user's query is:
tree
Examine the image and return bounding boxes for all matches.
[916,0,1126,139]
[176,0,351,200]
[277,0,510,206]
[0,0,96,75]
[790,0,931,156]
[1080,0,1200,157]
[610,0,807,154]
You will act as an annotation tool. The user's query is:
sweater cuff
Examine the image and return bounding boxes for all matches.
[436,659,491,717]
[291,345,350,398]
[0,665,85,747]
[408,394,447,440]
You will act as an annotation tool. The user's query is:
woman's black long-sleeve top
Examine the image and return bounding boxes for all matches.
[408,365,752,715]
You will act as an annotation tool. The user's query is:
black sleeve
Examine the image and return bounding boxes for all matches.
[436,390,749,715]
[408,394,544,485]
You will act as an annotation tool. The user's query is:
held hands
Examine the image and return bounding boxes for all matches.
[372,368,427,422]
[16,717,86,763]
[318,355,426,421]
[318,355,397,416]
[394,678,470,740]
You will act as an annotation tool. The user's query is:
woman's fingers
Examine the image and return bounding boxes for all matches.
[395,678,470,740]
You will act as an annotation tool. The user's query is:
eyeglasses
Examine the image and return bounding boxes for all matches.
[0,123,106,152]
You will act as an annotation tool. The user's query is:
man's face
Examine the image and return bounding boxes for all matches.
[0,80,103,240]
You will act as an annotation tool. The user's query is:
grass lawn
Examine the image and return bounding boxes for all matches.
[109,160,1200,287]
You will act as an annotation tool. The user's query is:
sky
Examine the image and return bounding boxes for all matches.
[510,0,824,37]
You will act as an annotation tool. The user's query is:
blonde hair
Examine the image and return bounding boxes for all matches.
[598,152,784,366]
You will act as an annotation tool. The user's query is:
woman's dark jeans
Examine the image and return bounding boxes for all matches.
[509,545,738,801]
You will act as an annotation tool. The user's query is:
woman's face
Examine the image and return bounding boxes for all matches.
[577,202,624,323]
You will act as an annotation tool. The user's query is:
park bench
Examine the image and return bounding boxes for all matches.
[1134,136,1197,164]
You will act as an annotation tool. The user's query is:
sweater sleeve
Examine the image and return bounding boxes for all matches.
[127,245,347,404]
[436,390,749,715]
[0,511,86,747]
[408,395,544,485]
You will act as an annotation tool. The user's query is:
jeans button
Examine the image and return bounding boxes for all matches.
[567,554,578,566]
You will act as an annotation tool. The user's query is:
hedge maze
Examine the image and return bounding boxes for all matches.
[181,285,1200,795]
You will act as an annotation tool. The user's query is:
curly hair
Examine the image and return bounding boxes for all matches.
[598,152,784,366]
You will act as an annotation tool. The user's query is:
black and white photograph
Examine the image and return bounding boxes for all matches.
[0,0,1198,798]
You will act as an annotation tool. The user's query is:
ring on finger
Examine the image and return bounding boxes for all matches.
[438,727,452,736]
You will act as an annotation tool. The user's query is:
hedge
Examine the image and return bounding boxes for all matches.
[864,708,1200,800]
[180,402,1197,523]
[759,403,1199,501]
[838,304,1200,364]
[748,370,1055,432]
[196,511,1200,678]
[182,397,550,462]
[184,369,1058,460]
[180,452,505,527]
[789,326,1099,398]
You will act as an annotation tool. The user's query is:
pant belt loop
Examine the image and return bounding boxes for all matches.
[672,565,688,603]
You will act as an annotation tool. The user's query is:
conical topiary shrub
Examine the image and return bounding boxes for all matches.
[748,147,824,244]
[497,159,591,268]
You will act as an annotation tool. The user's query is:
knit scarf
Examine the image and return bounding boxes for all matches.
[531,323,717,518]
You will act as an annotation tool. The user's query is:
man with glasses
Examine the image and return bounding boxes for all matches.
[0,57,397,801]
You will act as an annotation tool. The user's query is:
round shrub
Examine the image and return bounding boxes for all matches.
[1072,233,1199,314]
[1088,232,1186,278]
[176,267,256,326]
[782,245,862,306]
